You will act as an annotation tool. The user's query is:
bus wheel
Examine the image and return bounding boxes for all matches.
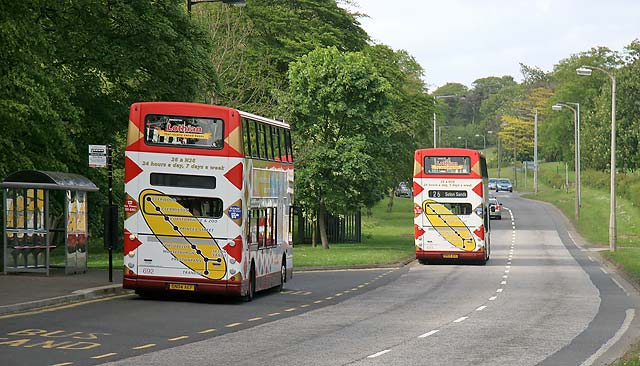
[418,258,428,265]
[277,259,286,292]
[244,265,256,302]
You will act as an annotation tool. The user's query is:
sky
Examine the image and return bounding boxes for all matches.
[348,0,640,90]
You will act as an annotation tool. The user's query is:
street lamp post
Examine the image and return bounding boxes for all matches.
[457,136,468,149]
[475,133,486,151]
[577,66,616,252]
[534,111,538,195]
[433,95,465,148]
[552,102,580,221]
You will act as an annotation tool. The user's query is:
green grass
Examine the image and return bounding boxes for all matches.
[519,162,640,249]
[49,239,123,269]
[294,197,415,267]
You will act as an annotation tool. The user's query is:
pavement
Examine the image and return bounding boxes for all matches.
[0,267,128,316]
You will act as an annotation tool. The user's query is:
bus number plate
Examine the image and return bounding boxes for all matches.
[428,190,467,198]
[442,254,459,259]
[168,283,195,291]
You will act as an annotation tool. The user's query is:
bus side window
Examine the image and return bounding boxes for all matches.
[255,208,265,249]
[266,207,276,247]
[242,118,252,157]
[249,209,257,245]
[284,129,294,162]
[274,127,283,161]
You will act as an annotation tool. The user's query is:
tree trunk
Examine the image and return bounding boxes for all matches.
[311,218,317,247]
[318,206,330,249]
[386,188,394,212]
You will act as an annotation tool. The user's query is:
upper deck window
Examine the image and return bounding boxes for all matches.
[145,114,224,149]
[425,156,471,175]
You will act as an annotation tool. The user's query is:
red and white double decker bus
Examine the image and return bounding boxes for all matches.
[123,102,294,300]
[413,148,490,264]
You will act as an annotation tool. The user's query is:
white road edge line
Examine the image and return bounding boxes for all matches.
[579,309,635,366]
[368,349,392,358]
[476,306,487,311]
[611,278,630,296]
[418,330,440,338]
[600,267,609,275]
[453,316,468,323]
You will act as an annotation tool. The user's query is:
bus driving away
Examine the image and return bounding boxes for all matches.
[123,102,294,301]
[413,148,490,264]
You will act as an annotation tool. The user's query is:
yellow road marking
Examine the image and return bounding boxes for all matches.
[133,344,156,350]
[0,294,134,320]
[225,323,242,328]
[314,300,323,304]
[92,353,117,359]
[268,312,280,317]
[301,304,310,308]
[168,336,189,341]
[248,317,262,322]
[198,329,216,334]
[284,308,296,312]
[325,296,334,300]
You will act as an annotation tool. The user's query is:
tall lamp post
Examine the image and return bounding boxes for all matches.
[577,66,616,252]
[433,95,465,148]
[457,136,468,149]
[552,102,580,221]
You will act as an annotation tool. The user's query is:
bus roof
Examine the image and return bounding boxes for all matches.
[130,102,290,129]
[238,110,290,129]
[415,148,483,157]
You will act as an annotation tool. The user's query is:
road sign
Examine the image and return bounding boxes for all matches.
[89,145,108,168]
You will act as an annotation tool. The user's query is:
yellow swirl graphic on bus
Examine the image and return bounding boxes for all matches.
[422,199,476,251]
[140,189,227,280]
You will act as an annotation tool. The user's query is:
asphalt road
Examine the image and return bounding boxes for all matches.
[1,193,639,366]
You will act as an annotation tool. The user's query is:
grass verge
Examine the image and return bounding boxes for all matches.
[294,197,415,267]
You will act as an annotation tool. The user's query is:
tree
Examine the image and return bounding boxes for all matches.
[287,47,391,249]
[362,45,432,211]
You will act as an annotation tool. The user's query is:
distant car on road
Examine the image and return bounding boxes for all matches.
[395,182,412,198]
[496,178,513,192]
[488,197,502,220]
[488,178,497,190]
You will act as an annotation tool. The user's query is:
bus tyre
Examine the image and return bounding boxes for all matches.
[418,258,428,265]
[277,259,286,292]
[244,265,256,302]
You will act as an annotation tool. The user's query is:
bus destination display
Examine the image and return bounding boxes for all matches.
[428,190,468,198]
[425,156,471,174]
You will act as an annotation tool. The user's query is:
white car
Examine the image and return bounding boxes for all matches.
[489,197,502,220]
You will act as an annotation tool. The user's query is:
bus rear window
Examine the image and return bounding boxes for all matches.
[143,195,223,218]
[425,156,470,174]
[150,173,216,190]
[145,114,224,149]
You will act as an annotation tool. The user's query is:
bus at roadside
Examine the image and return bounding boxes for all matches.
[123,102,294,301]
[413,148,490,264]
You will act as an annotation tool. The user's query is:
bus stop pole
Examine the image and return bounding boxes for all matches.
[107,144,113,283]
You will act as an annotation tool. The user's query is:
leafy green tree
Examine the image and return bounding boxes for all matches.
[0,0,218,234]
[287,47,391,249]
[362,45,432,211]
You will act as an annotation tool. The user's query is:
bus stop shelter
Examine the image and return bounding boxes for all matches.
[2,170,98,276]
